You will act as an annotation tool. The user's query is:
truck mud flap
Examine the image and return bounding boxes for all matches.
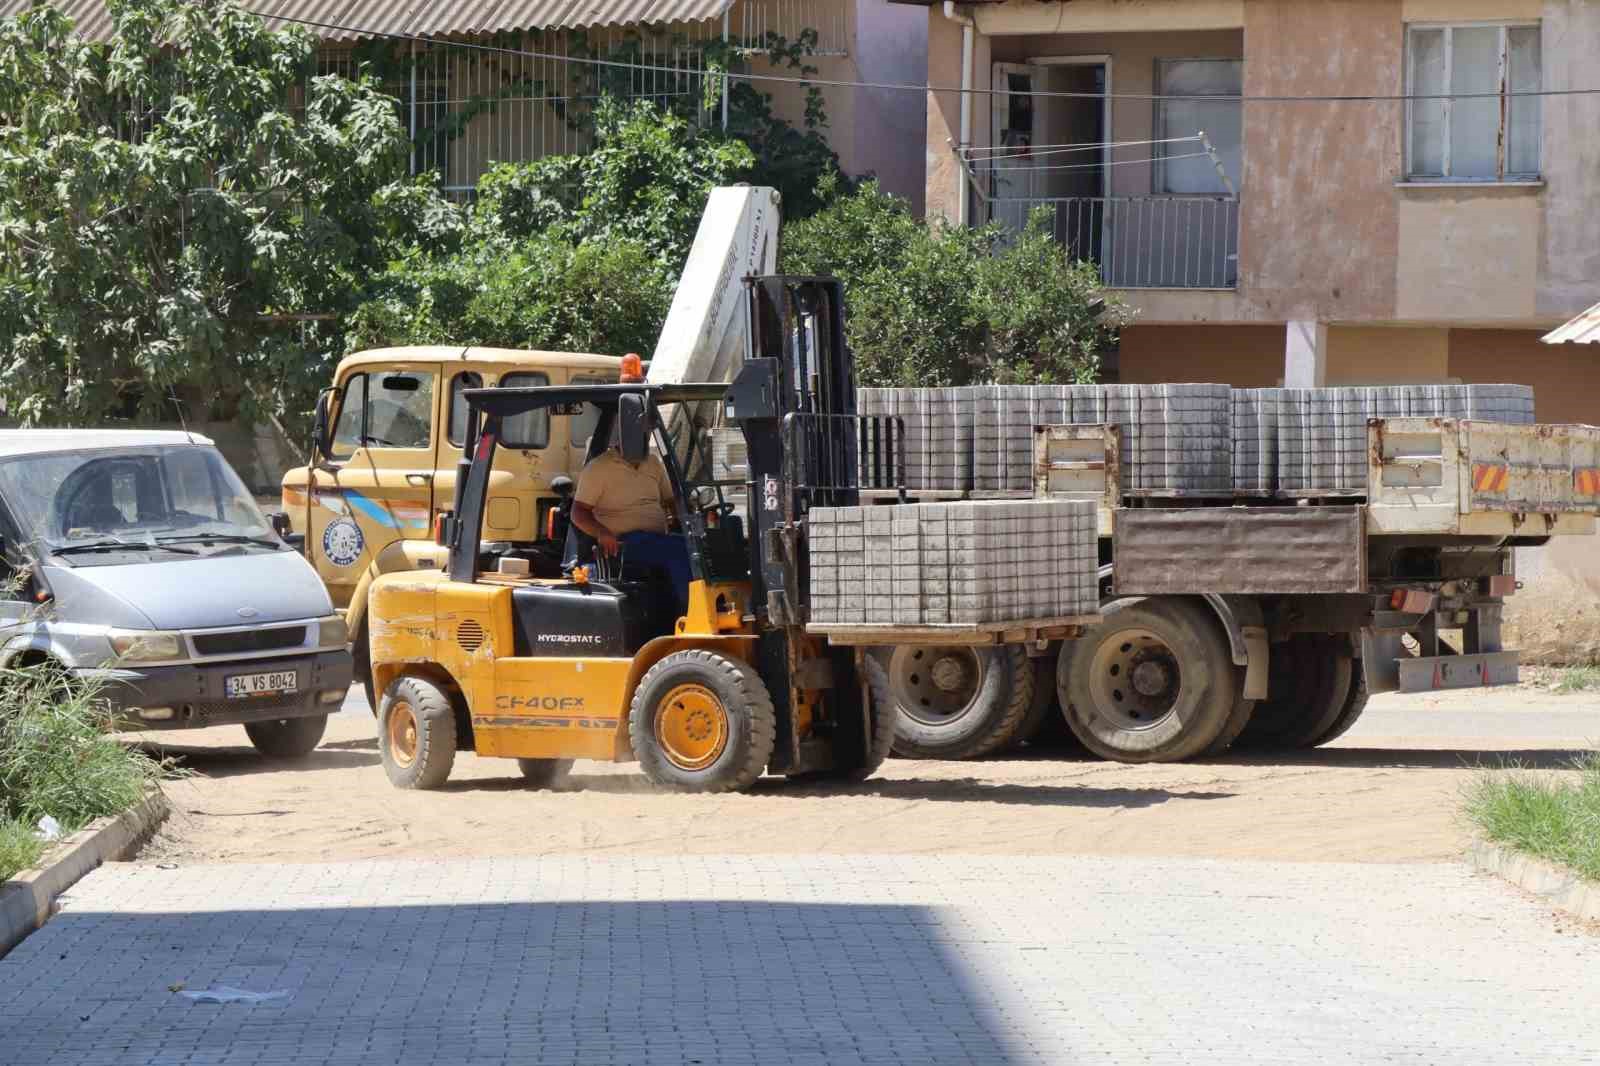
[1395,651,1519,692]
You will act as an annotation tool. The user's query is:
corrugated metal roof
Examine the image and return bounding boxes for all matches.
[1542,300,1600,345]
[0,0,734,41]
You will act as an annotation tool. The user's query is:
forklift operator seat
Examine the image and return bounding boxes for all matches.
[617,392,648,464]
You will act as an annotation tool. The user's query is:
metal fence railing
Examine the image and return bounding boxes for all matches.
[992,194,1241,290]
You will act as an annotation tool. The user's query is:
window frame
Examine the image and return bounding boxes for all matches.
[447,371,483,448]
[1153,57,1243,197]
[1404,20,1542,182]
[497,372,552,450]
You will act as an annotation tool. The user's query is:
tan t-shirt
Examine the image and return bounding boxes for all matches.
[575,449,673,535]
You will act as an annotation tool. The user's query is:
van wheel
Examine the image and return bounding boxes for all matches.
[884,645,1034,760]
[244,714,327,758]
[1059,597,1237,763]
[517,759,574,789]
[379,675,456,789]
[629,650,775,793]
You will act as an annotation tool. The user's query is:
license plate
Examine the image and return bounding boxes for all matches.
[225,670,298,699]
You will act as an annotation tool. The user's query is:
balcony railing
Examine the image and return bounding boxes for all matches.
[992,195,1240,290]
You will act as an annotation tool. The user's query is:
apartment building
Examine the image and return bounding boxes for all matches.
[910,0,1600,423]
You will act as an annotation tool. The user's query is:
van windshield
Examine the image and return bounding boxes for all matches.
[0,445,277,561]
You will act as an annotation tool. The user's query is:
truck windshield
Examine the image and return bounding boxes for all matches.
[0,445,277,559]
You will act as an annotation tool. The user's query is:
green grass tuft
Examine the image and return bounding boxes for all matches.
[0,819,46,882]
[1553,666,1600,693]
[1463,752,1600,882]
[0,664,170,882]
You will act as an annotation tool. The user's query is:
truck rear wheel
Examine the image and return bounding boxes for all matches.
[1237,635,1353,749]
[629,650,776,793]
[244,714,327,759]
[1058,598,1238,763]
[1310,659,1369,746]
[379,675,457,790]
[884,645,1034,760]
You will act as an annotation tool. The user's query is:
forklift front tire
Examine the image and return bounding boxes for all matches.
[379,675,457,790]
[629,649,776,793]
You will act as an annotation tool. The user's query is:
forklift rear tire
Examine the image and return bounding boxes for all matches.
[883,645,1034,760]
[1059,597,1238,763]
[244,714,327,759]
[629,650,776,793]
[517,758,574,789]
[379,675,457,790]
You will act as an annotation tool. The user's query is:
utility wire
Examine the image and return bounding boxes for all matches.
[253,10,1600,103]
[962,136,1201,158]
[973,153,1210,173]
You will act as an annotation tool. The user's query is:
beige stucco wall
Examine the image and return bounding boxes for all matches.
[1237,0,1403,323]
[975,0,1244,34]
[1325,326,1450,383]
[1537,0,1600,317]
[1116,323,1285,384]
[1396,189,1542,322]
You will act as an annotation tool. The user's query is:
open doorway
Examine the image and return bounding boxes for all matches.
[989,57,1109,265]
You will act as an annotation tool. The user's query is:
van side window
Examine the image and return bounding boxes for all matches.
[500,373,550,449]
[330,371,436,460]
[447,372,483,447]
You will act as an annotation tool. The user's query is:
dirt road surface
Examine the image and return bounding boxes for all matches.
[138,684,1599,868]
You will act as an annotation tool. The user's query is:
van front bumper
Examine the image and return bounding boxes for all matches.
[85,650,354,730]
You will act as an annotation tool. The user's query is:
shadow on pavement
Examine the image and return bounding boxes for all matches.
[0,899,1033,1066]
[128,742,380,777]
[1215,747,1593,771]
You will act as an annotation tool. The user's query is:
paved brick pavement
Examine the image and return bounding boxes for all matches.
[1,855,1594,1065]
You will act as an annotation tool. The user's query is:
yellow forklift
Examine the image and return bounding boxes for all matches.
[366,277,902,792]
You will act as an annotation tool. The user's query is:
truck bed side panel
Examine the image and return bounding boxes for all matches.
[1113,507,1365,595]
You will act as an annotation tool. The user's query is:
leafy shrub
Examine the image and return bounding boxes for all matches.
[782,180,1125,387]
[347,234,674,357]
[473,99,756,270]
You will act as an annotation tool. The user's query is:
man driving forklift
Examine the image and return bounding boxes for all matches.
[569,355,691,617]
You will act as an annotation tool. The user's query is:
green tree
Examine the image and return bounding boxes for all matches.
[782,180,1125,386]
[0,0,411,430]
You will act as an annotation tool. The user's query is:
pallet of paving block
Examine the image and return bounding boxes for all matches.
[807,613,1102,647]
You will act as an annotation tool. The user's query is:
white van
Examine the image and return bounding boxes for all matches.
[0,431,353,757]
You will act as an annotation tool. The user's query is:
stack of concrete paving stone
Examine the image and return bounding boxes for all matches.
[861,384,1233,496]
[1270,384,1537,495]
[807,499,1098,626]
[1130,384,1233,496]
[1230,387,1285,495]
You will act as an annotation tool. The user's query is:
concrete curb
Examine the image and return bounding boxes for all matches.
[0,789,170,959]
[1470,842,1600,922]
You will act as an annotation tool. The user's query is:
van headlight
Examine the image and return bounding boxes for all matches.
[318,615,350,648]
[108,630,184,663]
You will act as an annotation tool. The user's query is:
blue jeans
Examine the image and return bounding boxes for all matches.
[619,531,692,616]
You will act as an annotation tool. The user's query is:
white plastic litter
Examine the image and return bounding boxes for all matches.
[178,987,290,1005]
[35,815,62,841]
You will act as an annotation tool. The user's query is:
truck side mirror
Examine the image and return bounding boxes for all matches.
[312,388,334,461]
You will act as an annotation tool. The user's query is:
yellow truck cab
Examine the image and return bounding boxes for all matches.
[281,346,622,701]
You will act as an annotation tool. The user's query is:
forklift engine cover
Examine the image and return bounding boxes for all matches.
[511,582,651,658]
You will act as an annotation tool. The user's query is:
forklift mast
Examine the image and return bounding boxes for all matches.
[727,276,859,627]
